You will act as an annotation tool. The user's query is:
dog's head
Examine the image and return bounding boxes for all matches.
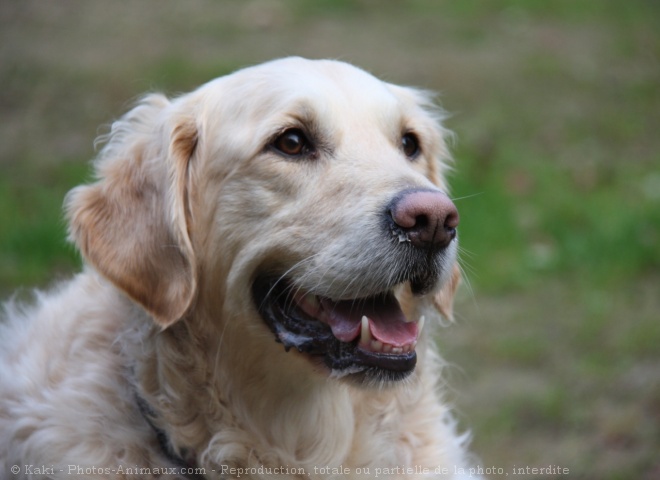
[67,57,460,385]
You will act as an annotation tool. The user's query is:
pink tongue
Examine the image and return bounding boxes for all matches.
[320,295,418,347]
[369,317,417,347]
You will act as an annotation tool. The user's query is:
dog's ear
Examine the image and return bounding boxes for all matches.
[433,263,461,321]
[66,94,197,328]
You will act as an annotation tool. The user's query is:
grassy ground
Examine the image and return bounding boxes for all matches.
[1,1,658,478]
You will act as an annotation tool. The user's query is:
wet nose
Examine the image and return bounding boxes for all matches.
[389,189,459,250]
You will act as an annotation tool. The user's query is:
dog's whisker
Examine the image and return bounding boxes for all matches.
[450,192,483,202]
[258,253,322,311]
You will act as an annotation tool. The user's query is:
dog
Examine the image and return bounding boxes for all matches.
[0,57,481,479]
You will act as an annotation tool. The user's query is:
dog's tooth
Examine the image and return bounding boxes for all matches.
[303,293,322,316]
[305,293,320,309]
[360,316,372,345]
[383,343,393,353]
[370,340,383,352]
[392,347,403,354]
[295,291,321,317]
[417,315,426,336]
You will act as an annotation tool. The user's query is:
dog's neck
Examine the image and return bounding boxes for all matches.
[123,304,431,473]
[127,310,346,461]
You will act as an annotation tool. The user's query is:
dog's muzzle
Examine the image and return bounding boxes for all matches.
[252,188,458,385]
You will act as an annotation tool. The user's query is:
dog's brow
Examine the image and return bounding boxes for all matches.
[269,102,332,153]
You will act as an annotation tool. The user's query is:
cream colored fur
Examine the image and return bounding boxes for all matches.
[0,58,480,479]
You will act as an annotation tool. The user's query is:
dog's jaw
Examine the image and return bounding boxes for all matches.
[252,276,427,385]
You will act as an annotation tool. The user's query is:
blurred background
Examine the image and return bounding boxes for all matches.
[1,1,658,478]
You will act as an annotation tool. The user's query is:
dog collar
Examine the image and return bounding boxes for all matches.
[135,393,206,479]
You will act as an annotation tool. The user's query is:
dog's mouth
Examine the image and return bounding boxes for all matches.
[252,277,424,384]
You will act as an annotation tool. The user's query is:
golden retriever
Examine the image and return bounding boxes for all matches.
[0,57,480,479]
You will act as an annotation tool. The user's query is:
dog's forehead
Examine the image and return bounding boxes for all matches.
[246,57,394,98]
[202,58,416,125]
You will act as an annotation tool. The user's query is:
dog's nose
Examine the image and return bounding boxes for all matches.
[389,189,459,250]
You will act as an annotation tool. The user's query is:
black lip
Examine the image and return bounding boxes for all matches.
[252,277,416,383]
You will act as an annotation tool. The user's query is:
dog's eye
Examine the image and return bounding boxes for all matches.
[402,133,420,158]
[273,129,310,157]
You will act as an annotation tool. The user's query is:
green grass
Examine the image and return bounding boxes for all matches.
[0,162,88,290]
[1,1,658,478]
[453,149,660,291]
